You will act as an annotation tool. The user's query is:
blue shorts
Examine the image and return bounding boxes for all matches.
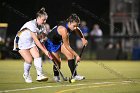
[44,39,62,53]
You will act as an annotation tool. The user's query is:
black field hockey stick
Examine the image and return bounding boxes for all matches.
[41,44,68,81]
[49,52,68,81]
[69,45,86,82]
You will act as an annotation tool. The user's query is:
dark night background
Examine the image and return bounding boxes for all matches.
[0,0,109,37]
[0,0,140,60]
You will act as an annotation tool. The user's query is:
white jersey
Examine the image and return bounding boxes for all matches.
[13,19,46,51]
[20,19,46,33]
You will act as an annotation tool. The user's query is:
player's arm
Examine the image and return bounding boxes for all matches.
[30,31,49,56]
[58,26,80,61]
[75,27,88,46]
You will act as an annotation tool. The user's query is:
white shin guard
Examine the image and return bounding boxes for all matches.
[24,62,32,76]
[34,57,43,76]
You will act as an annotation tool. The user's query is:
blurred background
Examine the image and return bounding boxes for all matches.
[0,0,140,60]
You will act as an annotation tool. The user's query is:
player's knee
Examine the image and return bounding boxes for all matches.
[66,53,74,59]
[25,58,33,63]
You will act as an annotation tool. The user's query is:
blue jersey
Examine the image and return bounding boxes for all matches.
[45,23,71,52]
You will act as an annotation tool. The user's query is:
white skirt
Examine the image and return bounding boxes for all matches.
[13,30,36,51]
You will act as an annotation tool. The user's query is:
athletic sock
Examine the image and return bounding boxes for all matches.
[68,59,77,76]
[53,62,60,76]
[34,57,43,76]
[24,62,32,76]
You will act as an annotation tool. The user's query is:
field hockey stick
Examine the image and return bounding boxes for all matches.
[52,59,68,81]
[49,52,68,81]
[69,45,86,82]
[41,44,68,81]
[73,45,86,76]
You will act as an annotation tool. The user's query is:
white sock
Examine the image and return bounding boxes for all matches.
[24,62,32,76]
[34,57,43,76]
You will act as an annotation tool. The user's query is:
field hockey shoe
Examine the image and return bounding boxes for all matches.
[53,76,61,82]
[36,74,48,81]
[23,74,32,83]
[74,75,85,80]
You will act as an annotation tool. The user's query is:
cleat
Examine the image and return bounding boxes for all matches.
[53,76,61,82]
[36,74,48,81]
[74,75,85,80]
[23,74,32,83]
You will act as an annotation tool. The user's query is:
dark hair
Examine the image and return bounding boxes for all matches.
[36,7,48,18]
[66,13,80,25]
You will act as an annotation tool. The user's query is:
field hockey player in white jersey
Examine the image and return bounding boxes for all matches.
[13,7,50,83]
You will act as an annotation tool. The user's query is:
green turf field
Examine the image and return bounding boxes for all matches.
[0,60,140,93]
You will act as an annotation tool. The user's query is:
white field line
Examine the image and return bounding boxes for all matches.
[0,81,137,93]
